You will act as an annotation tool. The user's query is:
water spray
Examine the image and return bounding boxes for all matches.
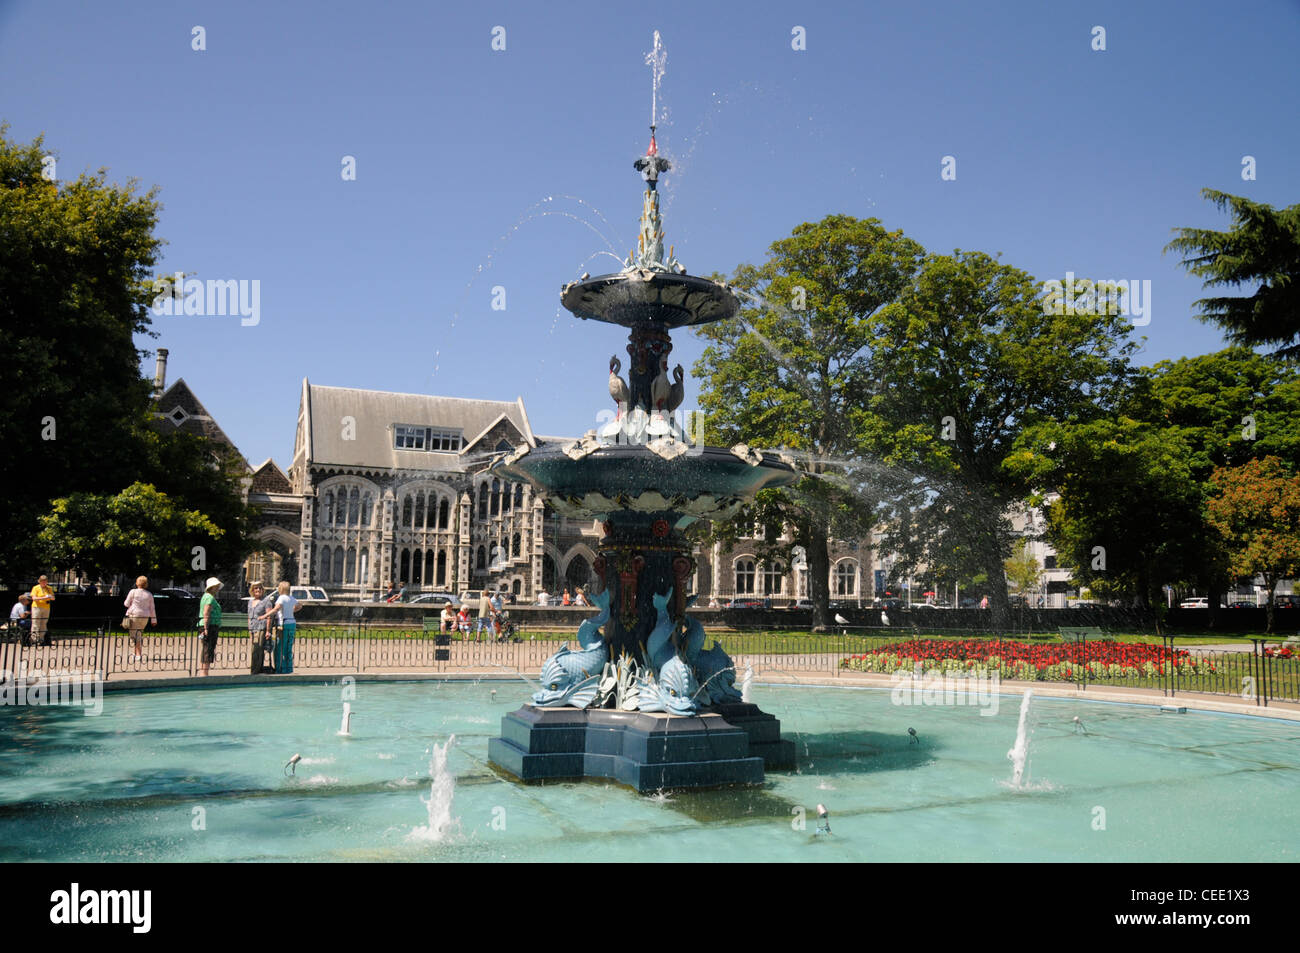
[1072,716,1086,735]
[815,803,831,835]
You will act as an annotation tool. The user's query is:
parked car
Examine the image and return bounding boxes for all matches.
[1227,601,1258,609]
[786,599,814,610]
[410,592,459,606]
[1275,595,1299,609]
[158,587,197,600]
[290,587,330,603]
[723,598,771,609]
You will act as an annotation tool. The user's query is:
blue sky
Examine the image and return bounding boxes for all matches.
[3,0,1297,467]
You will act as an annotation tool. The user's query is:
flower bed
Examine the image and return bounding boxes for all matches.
[840,638,1220,682]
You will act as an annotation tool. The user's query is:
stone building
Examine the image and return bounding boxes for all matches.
[283,380,602,600]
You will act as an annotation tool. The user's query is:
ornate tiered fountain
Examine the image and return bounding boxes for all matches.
[488,68,799,790]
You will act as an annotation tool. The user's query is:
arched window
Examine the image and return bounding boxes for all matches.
[512,579,522,595]
[477,546,486,570]
[763,561,786,596]
[735,559,756,595]
[333,548,345,584]
[345,547,356,582]
[436,550,447,586]
[414,492,425,530]
[424,550,435,583]
[348,488,360,526]
[359,550,368,586]
[399,549,410,583]
[437,498,448,529]
[836,561,858,596]
[514,484,524,509]
[318,546,331,582]
[402,496,413,528]
[491,479,501,516]
[361,493,372,527]
[512,533,521,558]
[322,493,333,526]
[478,486,488,519]
[411,548,423,584]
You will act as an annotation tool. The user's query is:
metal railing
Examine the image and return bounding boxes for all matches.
[1,618,1295,704]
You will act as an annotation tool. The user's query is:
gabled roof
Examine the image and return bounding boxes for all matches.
[303,383,536,472]
[249,458,292,494]
[154,378,244,460]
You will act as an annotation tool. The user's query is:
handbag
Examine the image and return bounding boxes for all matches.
[121,616,131,629]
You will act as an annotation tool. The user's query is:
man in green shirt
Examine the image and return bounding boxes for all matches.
[198,577,223,676]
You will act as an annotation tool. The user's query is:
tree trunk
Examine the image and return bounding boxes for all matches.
[808,525,832,632]
[1265,578,1277,636]
[984,540,1010,633]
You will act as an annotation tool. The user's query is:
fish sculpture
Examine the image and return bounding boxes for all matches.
[692,641,742,704]
[644,589,676,675]
[532,641,609,709]
[635,654,700,716]
[576,588,611,650]
[680,596,740,704]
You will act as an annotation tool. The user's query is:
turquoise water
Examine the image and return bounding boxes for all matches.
[0,681,1296,862]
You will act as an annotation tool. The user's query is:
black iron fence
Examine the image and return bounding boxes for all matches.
[1,617,1295,704]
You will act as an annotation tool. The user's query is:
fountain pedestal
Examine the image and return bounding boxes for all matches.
[489,704,793,791]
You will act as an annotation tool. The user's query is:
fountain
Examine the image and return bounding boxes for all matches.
[487,37,799,792]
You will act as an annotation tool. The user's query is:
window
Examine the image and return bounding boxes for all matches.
[1044,554,1057,570]
[394,425,462,452]
[438,499,450,529]
[763,561,786,596]
[836,562,857,596]
[735,559,756,594]
[512,533,521,558]
[514,484,524,509]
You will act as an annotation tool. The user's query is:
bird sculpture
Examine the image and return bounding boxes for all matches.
[881,609,891,627]
[647,359,672,435]
[834,613,850,626]
[666,364,685,413]
[604,356,630,438]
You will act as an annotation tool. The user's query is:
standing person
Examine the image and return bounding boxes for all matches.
[562,588,571,606]
[574,588,587,607]
[475,590,494,641]
[979,595,989,610]
[122,575,157,663]
[536,589,550,607]
[198,578,223,676]
[265,581,299,674]
[247,583,276,674]
[30,575,55,646]
[9,594,32,645]
[490,589,505,638]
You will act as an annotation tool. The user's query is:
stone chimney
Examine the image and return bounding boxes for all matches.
[153,348,169,397]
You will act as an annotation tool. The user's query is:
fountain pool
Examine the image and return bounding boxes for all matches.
[1,680,1296,862]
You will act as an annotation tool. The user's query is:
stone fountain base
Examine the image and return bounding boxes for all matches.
[488,704,795,792]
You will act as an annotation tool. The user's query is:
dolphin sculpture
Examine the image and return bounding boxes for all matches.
[644,589,675,675]
[576,588,611,650]
[635,654,700,716]
[532,641,609,709]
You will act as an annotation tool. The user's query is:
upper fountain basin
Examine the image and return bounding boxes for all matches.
[561,269,739,329]
[492,443,797,522]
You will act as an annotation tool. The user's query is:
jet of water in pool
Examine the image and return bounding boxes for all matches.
[410,734,457,843]
[1007,690,1033,787]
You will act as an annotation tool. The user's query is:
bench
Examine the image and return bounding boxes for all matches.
[1058,626,1104,643]
[423,616,452,659]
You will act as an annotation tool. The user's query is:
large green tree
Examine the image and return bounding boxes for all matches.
[1011,348,1300,618]
[1206,457,1300,635]
[1166,189,1300,358]
[0,127,250,584]
[693,215,924,630]
[867,254,1139,629]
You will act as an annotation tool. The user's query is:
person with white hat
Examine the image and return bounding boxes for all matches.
[198,577,223,676]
